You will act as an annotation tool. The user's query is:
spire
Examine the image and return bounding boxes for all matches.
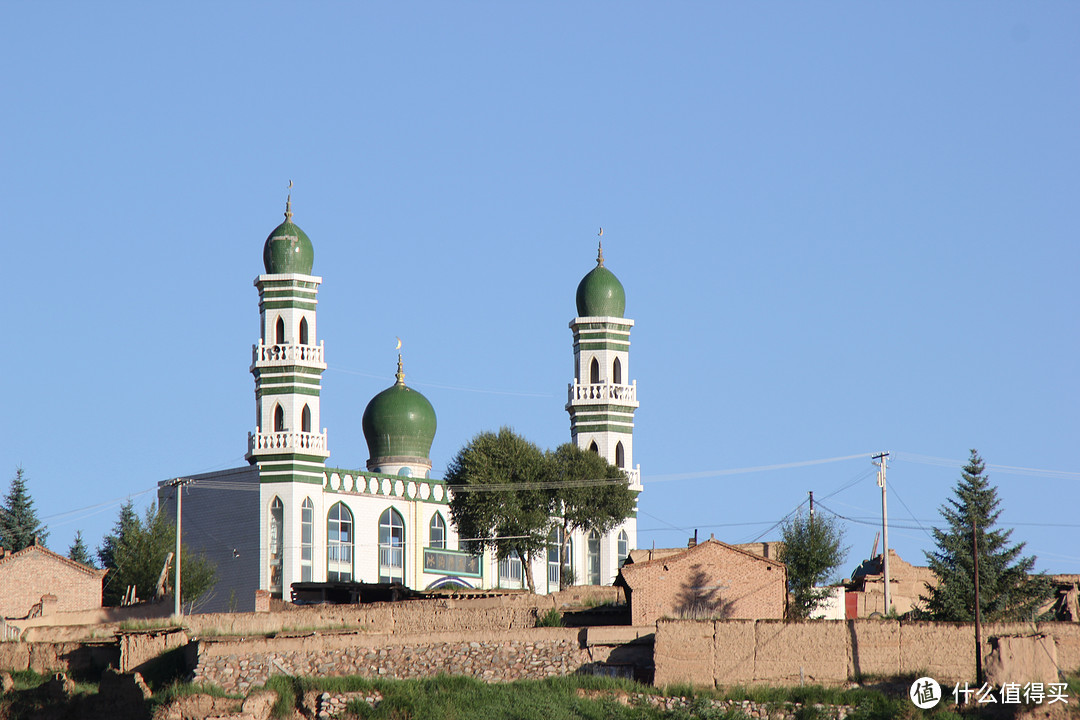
[396,353,405,385]
[284,179,294,223]
[597,227,605,267]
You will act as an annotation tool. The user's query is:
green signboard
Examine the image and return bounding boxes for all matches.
[423,548,482,578]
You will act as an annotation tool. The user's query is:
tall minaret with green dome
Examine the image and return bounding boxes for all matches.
[245,195,330,481]
[566,240,641,489]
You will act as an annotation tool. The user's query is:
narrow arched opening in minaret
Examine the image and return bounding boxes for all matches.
[274,404,285,432]
[301,404,311,433]
[589,441,599,454]
[590,358,600,384]
[299,316,309,345]
[612,357,622,385]
[275,317,285,345]
[615,441,625,468]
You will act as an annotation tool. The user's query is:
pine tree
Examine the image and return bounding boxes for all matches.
[0,468,48,551]
[68,530,95,567]
[98,500,139,605]
[921,450,1053,621]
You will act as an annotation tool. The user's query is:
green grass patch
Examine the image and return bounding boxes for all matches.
[536,608,563,627]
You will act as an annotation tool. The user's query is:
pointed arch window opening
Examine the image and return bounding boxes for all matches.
[379,508,406,583]
[327,502,353,582]
[589,357,601,384]
[299,316,309,346]
[269,497,284,596]
[300,498,314,582]
[547,527,574,592]
[429,512,447,550]
[588,441,599,454]
[273,404,285,433]
[617,530,629,568]
[615,441,625,469]
[587,530,601,585]
[275,316,286,345]
[613,357,622,385]
[301,404,312,433]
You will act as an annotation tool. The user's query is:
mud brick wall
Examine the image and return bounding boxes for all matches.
[654,619,1080,689]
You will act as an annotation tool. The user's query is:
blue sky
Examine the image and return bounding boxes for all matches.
[4,3,1078,576]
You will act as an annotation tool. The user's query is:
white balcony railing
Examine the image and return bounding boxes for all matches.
[251,341,326,369]
[247,429,330,457]
[624,467,641,488]
[567,381,638,405]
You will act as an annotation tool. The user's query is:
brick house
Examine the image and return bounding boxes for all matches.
[843,549,937,618]
[0,544,106,619]
[616,538,786,625]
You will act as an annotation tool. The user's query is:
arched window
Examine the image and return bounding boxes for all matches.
[588,441,599,454]
[547,527,566,593]
[273,404,285,432]
[327,502,353,582]
[499,553,523,589]
[587,530,601,585]
[618,530,629,568]
[379,508,406,583]
[590,357,600,384]
[269,497,284,595]
[429,513,446,550]
[301,404,311,433]
[300,498,314,582]
[613,357,622,385]
[299,316,309,345]
[615,441,625,469]
[275,316,285,345]
[397,467,412,477]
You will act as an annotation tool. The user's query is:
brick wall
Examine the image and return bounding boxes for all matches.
[620,540,786,625]
[0,547,104,619]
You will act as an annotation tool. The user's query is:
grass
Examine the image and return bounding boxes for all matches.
[535,608,564,627]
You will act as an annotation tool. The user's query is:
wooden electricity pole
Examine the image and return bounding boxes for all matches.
[973,513,984,685]
[166,478,190,617]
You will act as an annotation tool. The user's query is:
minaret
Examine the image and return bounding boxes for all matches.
[246,194,329,479]
[566,239,640,487]
[566,237,641,586]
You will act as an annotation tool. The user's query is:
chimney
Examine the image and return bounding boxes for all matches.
[688,530,698,548]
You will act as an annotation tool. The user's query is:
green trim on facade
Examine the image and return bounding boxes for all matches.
[255,386,321,397]
[570,423,634,434]
[256,458,330,471]
[260,288,318,298]
[253,365,324,377]
[261,300,318,311]
[575,341,631,352]
[567,404,637,414]
[258,278,320,290]
[258,474,326,484]
[571,321,634,331]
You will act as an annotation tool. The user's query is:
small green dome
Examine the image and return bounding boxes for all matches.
[576,244,625,317]
[362,358,437,462]
[263,201,314,274]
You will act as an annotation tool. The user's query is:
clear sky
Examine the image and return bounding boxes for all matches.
[4,3,1078,577]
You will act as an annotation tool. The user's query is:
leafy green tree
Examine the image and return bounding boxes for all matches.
[0,467,48,551]
[98,500,139,604]
[779,510,847,620]
[447,428,554,593]
[921,450,1052,622]
[99,502,217,612]
[549,443,636,588]
[67,530,95,567]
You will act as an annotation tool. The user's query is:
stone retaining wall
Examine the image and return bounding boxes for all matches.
[191,628,612,694]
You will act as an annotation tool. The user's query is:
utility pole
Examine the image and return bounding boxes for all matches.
[808,491,814,521]
[973,512,984,686]
[166,478,190,617]
[872,452,891,615]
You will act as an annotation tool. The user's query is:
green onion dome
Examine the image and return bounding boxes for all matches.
[362,356,437,464]
[575,242,625,317]
[263,198,314,274]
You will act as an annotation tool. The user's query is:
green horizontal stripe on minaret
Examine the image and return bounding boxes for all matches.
[574,345,630,354]
[259,475,326,484]
[570,423,634,434]
[260,288,318,298]
[573,331,631,341]
[255,374,322,385]
[261,301,317,311]
[256,386,321,397]
[252,365,324,377]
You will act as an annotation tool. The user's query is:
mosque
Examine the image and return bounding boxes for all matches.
[161,199,642,612]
